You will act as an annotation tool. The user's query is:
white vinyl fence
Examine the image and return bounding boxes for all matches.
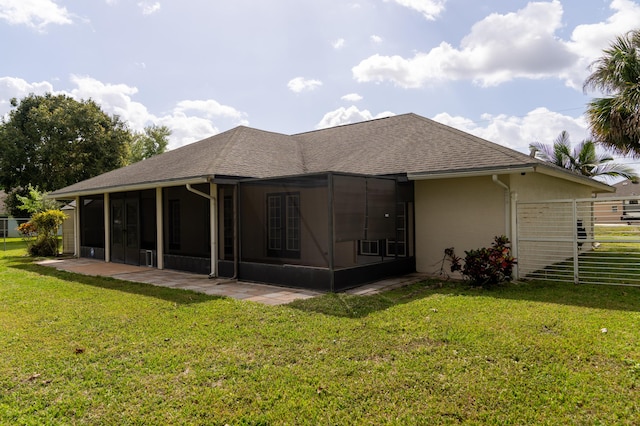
[516,197,640,286]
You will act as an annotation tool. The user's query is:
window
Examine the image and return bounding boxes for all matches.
[386,202,407,256]
[267,193,300,258]
[359,240,380,256]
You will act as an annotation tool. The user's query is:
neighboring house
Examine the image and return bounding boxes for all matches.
[595,179,640,224]
[50,113,613,291]
[0,190,28,238]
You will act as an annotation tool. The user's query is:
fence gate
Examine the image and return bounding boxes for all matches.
[516,196,640,286]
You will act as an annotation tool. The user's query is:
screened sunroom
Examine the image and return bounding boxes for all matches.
[218,172,415,291]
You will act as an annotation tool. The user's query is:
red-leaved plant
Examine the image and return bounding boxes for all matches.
[444,236,516,288]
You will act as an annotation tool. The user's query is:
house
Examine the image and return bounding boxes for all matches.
[595,179,640,224]
[50,113,613,291]
[0,189,30,238]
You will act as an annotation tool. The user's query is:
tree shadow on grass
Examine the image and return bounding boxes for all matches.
[288,277,640,318]
[7,256,223,305]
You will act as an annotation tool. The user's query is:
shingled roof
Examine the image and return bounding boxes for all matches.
[50,113,611,197]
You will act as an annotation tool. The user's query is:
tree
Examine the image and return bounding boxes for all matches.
[128,124,171,163]
[530,131,638,181]
[583,29,640,155]
[15,184,60,214]
[19,209,68,257]
[0,93,132,195]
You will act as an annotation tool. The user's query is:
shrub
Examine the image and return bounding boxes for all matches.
[22,209,68,257]
[445,236,516,288]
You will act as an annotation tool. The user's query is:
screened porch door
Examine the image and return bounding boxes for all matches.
[111,196,140,265]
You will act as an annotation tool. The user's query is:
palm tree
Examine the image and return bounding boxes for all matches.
[530,131,638,181]
[583,29,640,156]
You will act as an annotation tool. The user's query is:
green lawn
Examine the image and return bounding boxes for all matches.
[1,239,639,424]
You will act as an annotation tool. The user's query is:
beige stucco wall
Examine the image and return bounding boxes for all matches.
[414,176,506,275]
[509,172,594,201]
[414,172,599,277]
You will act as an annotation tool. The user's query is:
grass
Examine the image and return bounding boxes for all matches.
[1,239,640,424]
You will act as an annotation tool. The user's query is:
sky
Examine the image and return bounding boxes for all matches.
[1,0,640,172]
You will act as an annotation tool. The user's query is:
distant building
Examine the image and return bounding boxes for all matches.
[595,180,640,224]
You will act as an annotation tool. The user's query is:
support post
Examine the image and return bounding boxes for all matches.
[185,183,217,278]
[74,196,80,257]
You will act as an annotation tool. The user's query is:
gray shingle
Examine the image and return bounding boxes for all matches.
[50,113,603,197]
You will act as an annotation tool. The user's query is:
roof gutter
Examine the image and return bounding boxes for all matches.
[49,176,211,199]
[408,165,614,193]
[407,166,536,181]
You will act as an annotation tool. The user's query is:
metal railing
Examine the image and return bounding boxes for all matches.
[517,197,640,286]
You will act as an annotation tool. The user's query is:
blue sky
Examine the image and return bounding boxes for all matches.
[1,0,639,168]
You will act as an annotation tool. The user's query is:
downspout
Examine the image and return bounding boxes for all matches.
[186,183,217,278]
[491,175,511,238]
[492,174,518,279]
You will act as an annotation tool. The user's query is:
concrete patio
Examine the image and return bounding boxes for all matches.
[37,258,428,305]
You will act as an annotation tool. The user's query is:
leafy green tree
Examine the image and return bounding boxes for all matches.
[16,184,60,214]
[0,93,132,195]
[530,131,638,181]
[128,124,171,163]
[583,29,640,155]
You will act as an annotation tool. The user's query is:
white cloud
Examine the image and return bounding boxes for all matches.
[354,1,577,88]
[138,1,161,15]
[0,75,249,149]
[0,0,73,30]
[370,35,383,44]
[155,114,219,148]
[432,107,588,154]
[341,93,363,102]
[68,76,249,148]
[355,0,640,90]
[386,0,447,20]
[174,99,248,123]
[0,76,56,119]
[0,76,56,99]
[316,106,395,129]
[332,38,346,49]
[69,75,150,129]
[287,77,323,93]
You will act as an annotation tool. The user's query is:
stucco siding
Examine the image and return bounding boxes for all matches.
[510,172,594,201]
[414,176,506,275]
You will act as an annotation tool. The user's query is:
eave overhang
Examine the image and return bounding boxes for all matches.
[408,164,615,193]
[48,176,212,200]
